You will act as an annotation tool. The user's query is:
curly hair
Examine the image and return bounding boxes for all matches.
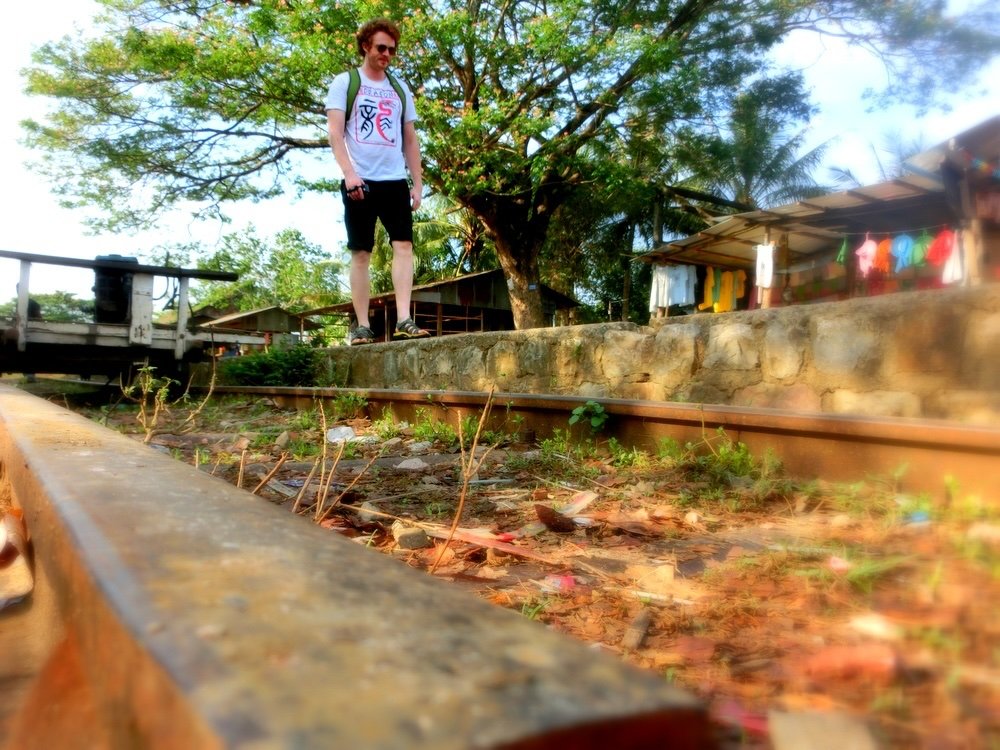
[356,19,401,57]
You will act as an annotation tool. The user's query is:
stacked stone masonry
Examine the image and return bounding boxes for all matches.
[323,284,1000,426]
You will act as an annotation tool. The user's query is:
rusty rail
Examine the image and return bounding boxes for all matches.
[215,386,1000,501]
[0,384,709,748]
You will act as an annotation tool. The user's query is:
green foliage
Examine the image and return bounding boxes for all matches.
[193,226,346,313]
[569,400,608,433]
[412,407,457,446]
[371,407,401,440]
[220,344,321,386]
[120,362,182,443]
[607,437,650,469]
[332,393,368,420]
[0,291,95,323]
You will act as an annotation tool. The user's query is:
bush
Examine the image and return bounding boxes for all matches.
[220,344,320,386]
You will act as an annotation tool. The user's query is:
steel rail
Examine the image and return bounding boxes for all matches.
[0,385,709,748]
[212,386,1000,501]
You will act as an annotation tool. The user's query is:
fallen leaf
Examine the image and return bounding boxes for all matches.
[803,644,897,683]
[534,504,577,533]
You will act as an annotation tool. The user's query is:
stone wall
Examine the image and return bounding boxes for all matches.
[321,284,1000,426]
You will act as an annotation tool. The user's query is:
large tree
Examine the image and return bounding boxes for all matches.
[22,0,999,328]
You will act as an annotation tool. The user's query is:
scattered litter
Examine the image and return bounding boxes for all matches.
[537,574,577,594]
[326,426,356,443]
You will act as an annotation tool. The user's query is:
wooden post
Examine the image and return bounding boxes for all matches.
[16,262,31,352]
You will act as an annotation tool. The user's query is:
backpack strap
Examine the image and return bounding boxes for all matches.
[345,68,361,122]
[343,68,408,150]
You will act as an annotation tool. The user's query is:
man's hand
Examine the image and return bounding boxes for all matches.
[409,186,421,212]
[345,177,367,201]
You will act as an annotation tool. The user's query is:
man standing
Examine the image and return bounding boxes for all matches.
[326,19,429,345]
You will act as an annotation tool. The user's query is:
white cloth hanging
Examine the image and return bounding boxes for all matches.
[755,244,774,289]
[649,264,671,311]
[942,231,965,285]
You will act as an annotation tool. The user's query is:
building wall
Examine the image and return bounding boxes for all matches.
[321,283,1000,426]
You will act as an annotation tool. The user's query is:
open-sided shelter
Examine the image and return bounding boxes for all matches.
[638,115,1000,316]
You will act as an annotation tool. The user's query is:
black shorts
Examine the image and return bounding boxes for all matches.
[341,179,413,251]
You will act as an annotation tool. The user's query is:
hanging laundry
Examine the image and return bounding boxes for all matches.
[942,232,964,285]
[926,228,955,266]
[911,230,932,266]
[855,233,877,277]
[715,271,735,312]
[668,265,696,306]
[891,234,914,273]
[698,266,716,311]
[734,269,747,300]
[755,244,774,288]
[835,237,848,265]
[874,237,892,274]
[649,264,670,312]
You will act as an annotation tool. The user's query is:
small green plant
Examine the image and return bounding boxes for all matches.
[412,407,457,446]
[520,596,551,621]
[423,500,449,519]
[291,408,320,431]
[539,429,572,459]
[607,437,650,468]
[121,363,181,444]
[569,400,608,433]
[333,392,368,420]
[287,437,322,459]
[371,407,400,440]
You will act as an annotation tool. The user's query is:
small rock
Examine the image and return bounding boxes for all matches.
[408,441,433,453]
[383,437,404,449]
[396,457,430,471]
[326,426,356,443]
[274,431,290,449]
[358,501,382,524]
[391,521,432,550]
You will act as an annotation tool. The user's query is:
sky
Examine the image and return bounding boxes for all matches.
[1,1,998,302]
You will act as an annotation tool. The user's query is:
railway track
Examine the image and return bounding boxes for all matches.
[212,385,1000,501]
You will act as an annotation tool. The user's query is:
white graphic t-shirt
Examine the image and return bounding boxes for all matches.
[325,69,418,181]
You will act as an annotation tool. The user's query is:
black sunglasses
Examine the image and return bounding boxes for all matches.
[373,43,397,56]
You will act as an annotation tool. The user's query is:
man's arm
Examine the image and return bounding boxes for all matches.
[327,109,365,196]
[402,119,423,212]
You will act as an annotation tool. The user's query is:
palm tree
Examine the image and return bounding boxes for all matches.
[698,89,829,209]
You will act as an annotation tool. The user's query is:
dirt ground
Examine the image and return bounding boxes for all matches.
[14,382,1000,748]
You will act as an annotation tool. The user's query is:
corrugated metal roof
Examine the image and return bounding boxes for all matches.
[639,115,999,270]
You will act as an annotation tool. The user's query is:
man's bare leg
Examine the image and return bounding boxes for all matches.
[350,250,373,328]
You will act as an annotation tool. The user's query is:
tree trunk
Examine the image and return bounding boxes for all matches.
[495,235,546,329]
[464,192,553,330]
